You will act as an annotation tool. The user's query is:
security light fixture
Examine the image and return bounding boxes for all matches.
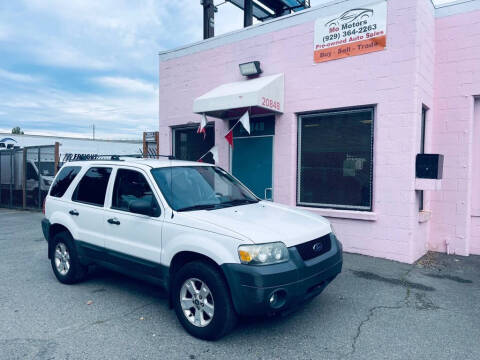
[239,61,262,77]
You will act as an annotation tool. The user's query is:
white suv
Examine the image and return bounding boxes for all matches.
[41,157,342,340]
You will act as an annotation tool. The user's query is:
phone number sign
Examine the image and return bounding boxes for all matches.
[313,1,387,63]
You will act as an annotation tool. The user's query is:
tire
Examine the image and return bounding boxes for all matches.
[172,261,237,340]
[50,231,86,284]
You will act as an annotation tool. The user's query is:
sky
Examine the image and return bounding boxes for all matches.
[0,0,458,140]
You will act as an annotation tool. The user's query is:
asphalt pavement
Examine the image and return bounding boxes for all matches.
[0,208,479,360]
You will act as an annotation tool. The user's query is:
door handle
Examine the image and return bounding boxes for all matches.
[107,218,120,225]
[69,210,79,216]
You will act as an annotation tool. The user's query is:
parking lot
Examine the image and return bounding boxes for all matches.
[0,208,479,360]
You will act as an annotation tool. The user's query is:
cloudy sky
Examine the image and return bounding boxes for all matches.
[0,0,455,140]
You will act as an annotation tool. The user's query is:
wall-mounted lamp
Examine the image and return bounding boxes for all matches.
[239,61,262,77]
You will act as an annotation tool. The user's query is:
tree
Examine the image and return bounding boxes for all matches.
[11,127,24,135]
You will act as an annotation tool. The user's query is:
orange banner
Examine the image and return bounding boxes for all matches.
[314,35,386,63]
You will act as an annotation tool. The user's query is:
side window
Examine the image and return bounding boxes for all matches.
[72,167,112,206]
[112,169,160,216]
[50,166,81,198]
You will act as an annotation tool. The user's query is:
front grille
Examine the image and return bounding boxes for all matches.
[295,233,332,261]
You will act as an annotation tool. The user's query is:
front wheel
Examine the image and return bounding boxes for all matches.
[50,231,86,284]
[172,261,237,340]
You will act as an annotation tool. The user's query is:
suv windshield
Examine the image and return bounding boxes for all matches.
[151,166,258,211]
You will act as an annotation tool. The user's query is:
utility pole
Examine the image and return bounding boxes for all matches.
[202,0,215,39]
[92,124,95,140]
[244,0,253,27]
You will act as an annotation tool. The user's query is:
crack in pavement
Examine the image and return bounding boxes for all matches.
[341,265,429,359]
[342,304,403,359]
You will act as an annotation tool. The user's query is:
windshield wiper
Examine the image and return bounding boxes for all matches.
[176,204,221,212]
[220,199,259,207]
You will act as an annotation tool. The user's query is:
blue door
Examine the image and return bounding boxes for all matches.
[232,136,273,200]
[230,115,275,200]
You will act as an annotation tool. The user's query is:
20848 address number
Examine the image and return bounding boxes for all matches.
[261,97,280,111]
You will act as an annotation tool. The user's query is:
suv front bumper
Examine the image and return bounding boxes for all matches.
[222,237,342,316]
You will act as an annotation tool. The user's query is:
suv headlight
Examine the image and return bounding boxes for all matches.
[238,242,289,265]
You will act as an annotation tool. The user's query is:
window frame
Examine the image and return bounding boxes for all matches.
[419,106,427,211]
[296,107,375,211]
[110,167,161,217]
[171,123,215,164]
[71,166,113,207]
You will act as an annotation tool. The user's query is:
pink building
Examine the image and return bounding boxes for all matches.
[158,0,480,263]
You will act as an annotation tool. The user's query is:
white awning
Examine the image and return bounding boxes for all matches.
[193,73,284,117]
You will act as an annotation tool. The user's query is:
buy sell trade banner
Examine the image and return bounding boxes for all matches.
[313,1,387,63]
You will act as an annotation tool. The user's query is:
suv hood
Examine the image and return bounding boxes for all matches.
[181,201,332,247]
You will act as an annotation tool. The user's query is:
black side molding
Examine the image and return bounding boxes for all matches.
[41,218,50,243]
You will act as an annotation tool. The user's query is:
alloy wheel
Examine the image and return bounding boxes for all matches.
[179,278,214,327]
[54,242,70,276]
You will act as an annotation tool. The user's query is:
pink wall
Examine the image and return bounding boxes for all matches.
[430,8,480,256]
[159,0,480,262]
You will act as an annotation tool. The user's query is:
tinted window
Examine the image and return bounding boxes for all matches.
[112,169,160,216]
[50,166,81,198]
[173,126,215,164]
[72,167,112,206]
[298,108,374,210]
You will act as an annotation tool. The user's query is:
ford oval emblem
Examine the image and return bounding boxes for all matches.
[312,242,323,252]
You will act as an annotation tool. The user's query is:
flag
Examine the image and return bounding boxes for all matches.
[197,145,219,163]
[239,110,250,134]
[225,129,233,148]
[209,146,218,163]
[197,114,207,139]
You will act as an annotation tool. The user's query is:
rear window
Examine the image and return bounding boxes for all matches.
[50,166,81,198]
[72,167,112,206]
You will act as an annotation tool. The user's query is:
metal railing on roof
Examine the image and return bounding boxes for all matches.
[63,153,175,162]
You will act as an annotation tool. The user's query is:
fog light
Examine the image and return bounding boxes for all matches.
[269,293,276,304]
[268,290,287,309]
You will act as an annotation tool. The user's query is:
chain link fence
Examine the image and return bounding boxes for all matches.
[0,144,58,210]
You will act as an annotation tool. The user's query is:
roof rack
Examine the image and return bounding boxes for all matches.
[63,153,175,162]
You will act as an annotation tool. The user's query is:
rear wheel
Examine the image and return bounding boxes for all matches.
[172,261,237,340]
[50,231,86,284]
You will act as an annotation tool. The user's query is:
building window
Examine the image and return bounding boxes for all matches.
[172,125,215,164]
[297,107,374,211]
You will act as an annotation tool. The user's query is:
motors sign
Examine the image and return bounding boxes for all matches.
[314,1,387,63]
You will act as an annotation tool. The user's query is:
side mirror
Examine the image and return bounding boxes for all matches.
[129,200,153,216]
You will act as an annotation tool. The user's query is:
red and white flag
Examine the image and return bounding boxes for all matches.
[239,110,250,134]
[209,146,218,163]
[197,145,219,164]
[225,129,233,148]
[197,114,207,139]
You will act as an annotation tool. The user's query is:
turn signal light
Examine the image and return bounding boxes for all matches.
[238,250,252,263]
